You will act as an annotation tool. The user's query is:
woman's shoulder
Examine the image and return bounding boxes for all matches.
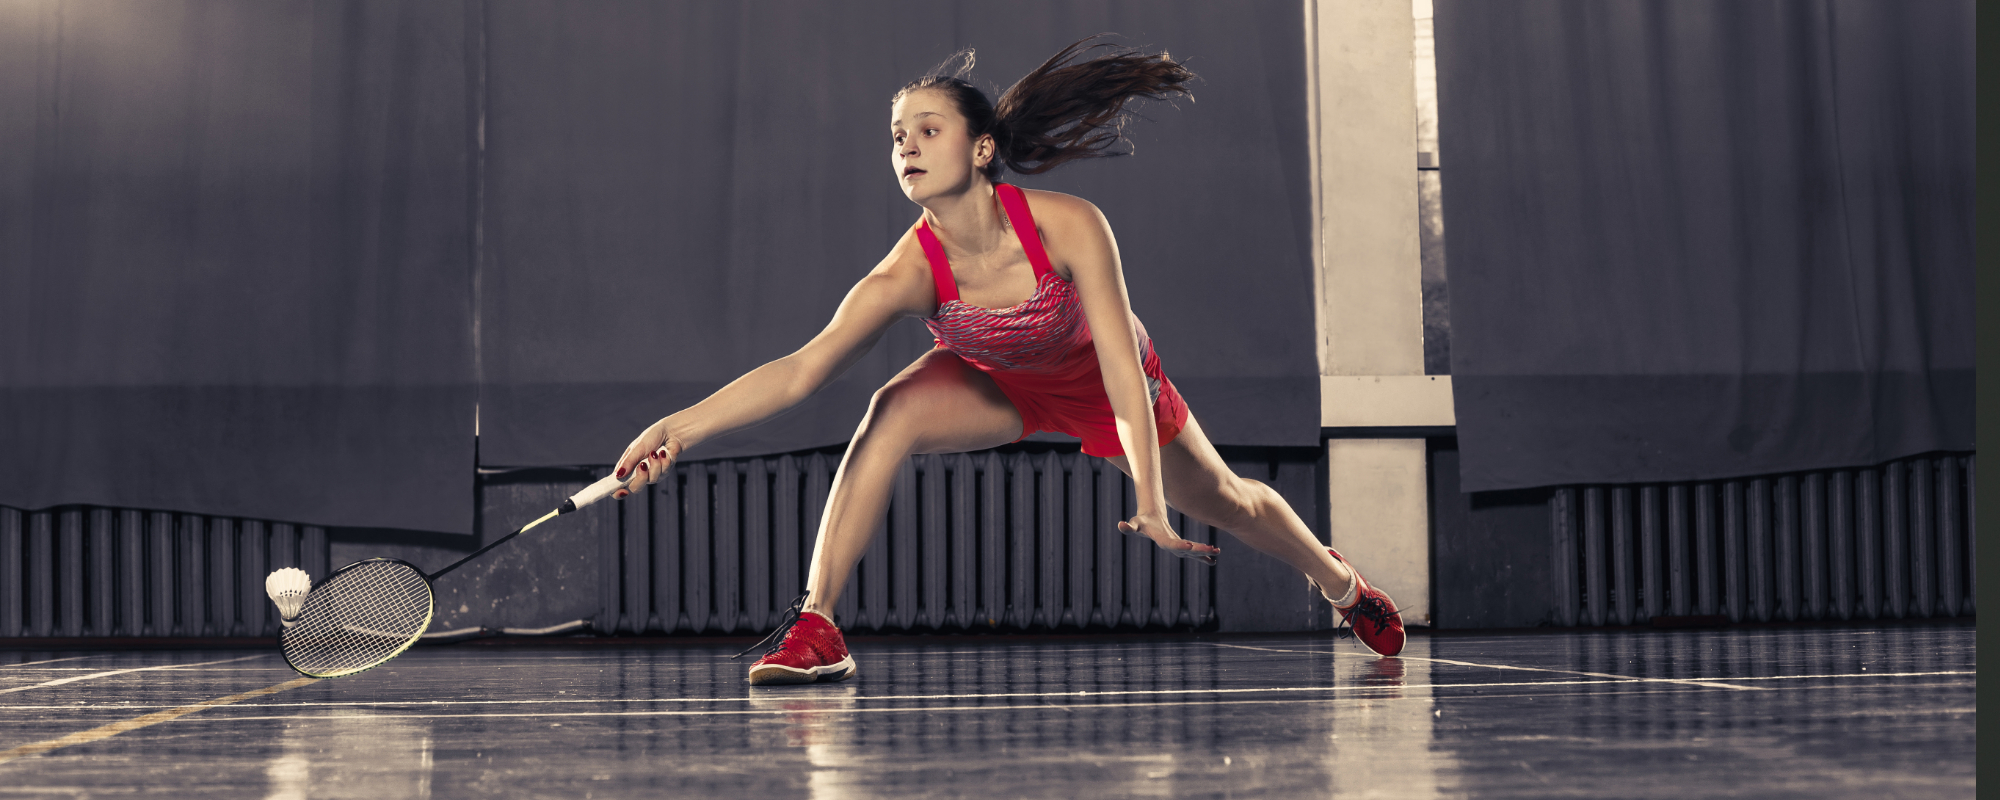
[1013,187,1106,229]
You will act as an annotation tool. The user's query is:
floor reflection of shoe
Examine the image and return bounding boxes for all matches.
[747,609,857,686]
[1362,656,1407,686]
[1318,548,1406,657]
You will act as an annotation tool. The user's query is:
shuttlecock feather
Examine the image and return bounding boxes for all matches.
[266,568,312,621]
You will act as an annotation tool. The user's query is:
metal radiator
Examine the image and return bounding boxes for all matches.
[597,449,1219,635]
[0,507,327,638]
[1549,452,1976,626]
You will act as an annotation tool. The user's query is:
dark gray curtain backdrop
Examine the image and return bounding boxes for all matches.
[1435,0,1975,493]
[0,2,477,532]
[477,0,1317,466]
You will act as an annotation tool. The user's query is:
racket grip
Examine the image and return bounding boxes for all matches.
[562,474,627,513]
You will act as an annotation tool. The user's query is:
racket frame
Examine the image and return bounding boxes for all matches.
[279,557,436,679]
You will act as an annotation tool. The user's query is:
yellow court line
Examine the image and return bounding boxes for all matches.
[0,676,318,765]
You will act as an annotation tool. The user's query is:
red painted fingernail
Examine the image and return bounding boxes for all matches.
[638,462,648,471]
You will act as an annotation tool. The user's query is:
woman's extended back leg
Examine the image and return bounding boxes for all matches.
[802,348,1023,617]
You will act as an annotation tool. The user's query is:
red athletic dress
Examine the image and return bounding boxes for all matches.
[917,183,1188,458]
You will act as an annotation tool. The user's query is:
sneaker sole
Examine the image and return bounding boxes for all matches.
[748,655,857,686]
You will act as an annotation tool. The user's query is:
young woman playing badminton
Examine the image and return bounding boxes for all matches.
[610,39,1404,684]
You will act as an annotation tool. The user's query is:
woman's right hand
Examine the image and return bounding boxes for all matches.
[613,418,686,499]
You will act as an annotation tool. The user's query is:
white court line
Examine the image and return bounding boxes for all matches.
[148,686,1981,724]
[0,679,1629,712]
[0,656,96,669]
[1208,643,1759,690]
[3,669,1970,713]
[0,655,268,695]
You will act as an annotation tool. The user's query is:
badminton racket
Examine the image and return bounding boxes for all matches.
[278,473,627,678]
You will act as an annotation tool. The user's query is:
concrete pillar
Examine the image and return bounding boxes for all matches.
[1307,0,1444,626]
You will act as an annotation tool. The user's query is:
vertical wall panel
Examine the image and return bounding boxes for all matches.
[1856,469,1882,619]
[1802,473,1827,620]
[617,485,649,634]
[949,453,976,629]
[652,467,683,632]
[175,514,203,637]
[238,520,268,637]
[715,461,743,632]
[208,517,237,637]
[919,455,947,630]
[979,451,1005,628]
[1883,461,1908,618]
[1964,456,1976,614]
[1036,452,1063,628]
[1909,457,1936,619]
[745,459,772,631]
[1582,487,1607,626]
[1549,489,1578,627]
[1829,472,1855,620]
[300,526,327,586]
[58,509,84,637]
[1638,487,1663,619]
[1936,456,1961,617]
[1722,481,1745,623]
[1609,487,1635,625]
[1064,453,1093,629]
[1008,453,1035,628]
[1125,478,1154,627]
[152,513,180,636]
[88,509,114,636]
[890,458,917,630]
[118,510,146,636]
[1096,461,1125,628]
[1747,479,1773,622]
[684,463,712,632]
[1692,484,1719,616]
[1666,485,1691,617]
[1,509,20,637]
[1773,477,1799,622]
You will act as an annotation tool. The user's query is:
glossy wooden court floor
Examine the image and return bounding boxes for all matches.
[0,624,1974,798]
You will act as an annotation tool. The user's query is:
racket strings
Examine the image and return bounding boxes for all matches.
[281,560,432,678]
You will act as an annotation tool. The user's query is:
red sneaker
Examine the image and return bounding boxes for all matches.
[744,608,856,686]
[1316,548,1406,657]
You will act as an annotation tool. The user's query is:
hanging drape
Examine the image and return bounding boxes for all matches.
[0,1,477,532]
[1435,0,1974,492]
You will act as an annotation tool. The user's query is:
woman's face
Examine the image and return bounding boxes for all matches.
[890,88,993,205]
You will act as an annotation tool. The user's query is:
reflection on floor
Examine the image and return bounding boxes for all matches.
[0,624,1975,798]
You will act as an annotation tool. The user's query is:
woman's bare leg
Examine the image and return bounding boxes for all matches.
[1106,414,1355,602]
[802,349,1023,618]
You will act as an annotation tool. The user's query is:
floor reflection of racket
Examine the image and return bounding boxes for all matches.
[278,474,626,678]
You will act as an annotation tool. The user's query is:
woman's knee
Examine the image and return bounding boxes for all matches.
[1182,475,1270,532]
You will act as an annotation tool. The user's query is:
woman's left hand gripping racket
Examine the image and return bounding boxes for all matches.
[275,474,628,678]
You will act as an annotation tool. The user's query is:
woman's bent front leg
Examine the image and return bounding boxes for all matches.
[802,349,1023,618]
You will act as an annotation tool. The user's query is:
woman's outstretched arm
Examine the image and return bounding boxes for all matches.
[611,229,934,495]
[1037,190,1220,560]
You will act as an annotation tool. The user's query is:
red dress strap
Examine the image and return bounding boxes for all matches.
[995,184,1054,280]
[915,219,959,307]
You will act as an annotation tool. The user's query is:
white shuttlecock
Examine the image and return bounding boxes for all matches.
[266,568,312,621]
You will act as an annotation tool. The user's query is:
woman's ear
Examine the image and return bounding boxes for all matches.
[974,133,995,168]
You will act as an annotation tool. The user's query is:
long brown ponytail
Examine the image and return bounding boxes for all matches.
[893,35,1197,180]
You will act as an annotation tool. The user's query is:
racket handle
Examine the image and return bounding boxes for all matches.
[562,474,627,513]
